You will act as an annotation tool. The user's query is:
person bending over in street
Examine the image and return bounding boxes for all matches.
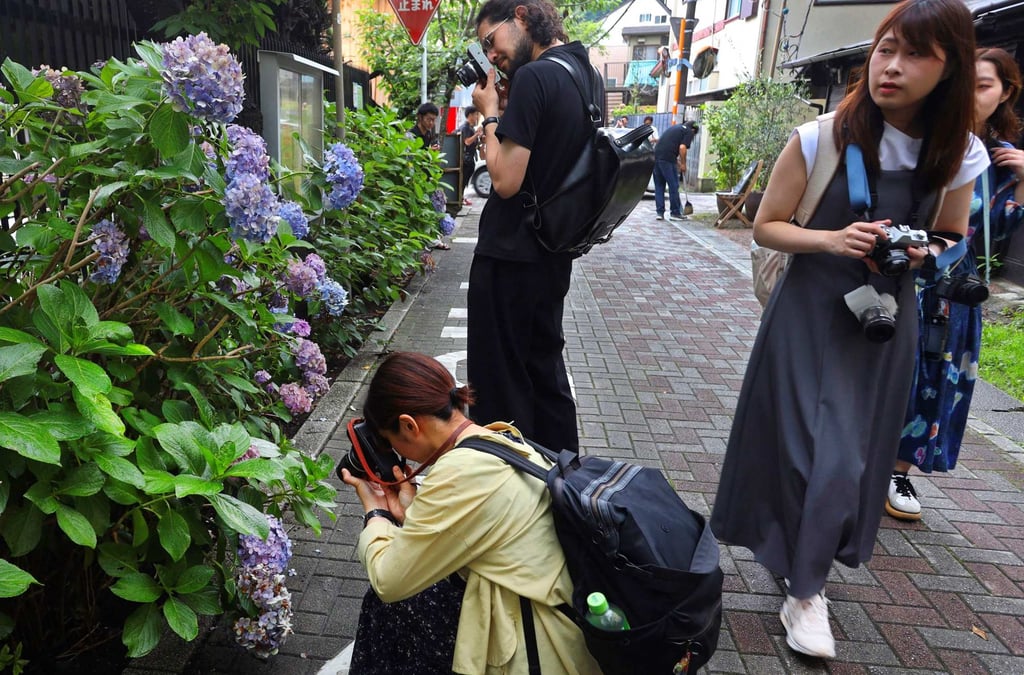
[467,0,596,453]
[652,117,694,221]
[341,352,600,675]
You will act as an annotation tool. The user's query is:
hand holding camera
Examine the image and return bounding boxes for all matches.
[867,224,929,276]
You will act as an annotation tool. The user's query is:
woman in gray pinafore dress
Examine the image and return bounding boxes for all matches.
[710,0,988,660]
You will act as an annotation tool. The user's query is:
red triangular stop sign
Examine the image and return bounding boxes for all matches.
[388,0,441,45]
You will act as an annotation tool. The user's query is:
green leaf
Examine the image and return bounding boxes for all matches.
[55,354,112,395]
[223,459,285,482]
[143,200,177,249]
[153,302,195,337]
[112,572,163,603]
[86,321,134,344]
[95,454,145,489]
[133,41,165,72]
[123,603,162,658]
[0,503,43,556]
[0,343,47,382]
[219,373,260,394]
[29,410,95,441]
[131,508,150,547]
[174,566,214,594]
[169,198,207,234]
[93,181,130,208]
[163,596,199,641]
[153,422,207,473]
[1,59,36,94]
[142,470,177,494]
[173,475,223,498]
[59,463,106,497]
[86,342,154,357]
[56,503,98,548]
[207,494,270,537]
[151,103,191,157]
[98,542,140,578]
[0,560,40,598]
[157,509,190,561]
[0,412,61,465]
[0,327,43,345]
[161,400,194,425]
[180,587,221,616]
[72,388,125,435]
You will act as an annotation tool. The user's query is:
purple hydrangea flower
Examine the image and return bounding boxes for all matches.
[430,188,447,213]
[420,250,437,274]
[161,33,244,124]
[238,515,292,573]
[439,213,456,237]
[89,219,130,284]
[293,339,326,376]
[322,143,364,210]
[233,444,261,464]
[278,201,308,239]
[279,382,312,415]
[303,253,327,283]
[317,278,348,317]
[254,370,272,385]
[32,65,86,117]
[224,173,280,244]
[289,319,311,337]
[233,564,293,658]
[283,259,319,298]
[226,125,270,181]
[303,372,331,399]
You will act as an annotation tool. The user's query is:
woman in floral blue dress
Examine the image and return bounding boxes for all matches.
[889,47,1024,521]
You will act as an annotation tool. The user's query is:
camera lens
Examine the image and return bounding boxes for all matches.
[959,281,989,305]
[455,62,478,88]
[336,448,367,481]
[880,251,909,277]
[861,306,896,343]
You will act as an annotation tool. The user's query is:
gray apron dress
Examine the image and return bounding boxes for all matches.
[711,168,934,600]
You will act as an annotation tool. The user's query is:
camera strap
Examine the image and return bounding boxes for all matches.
[359,418,475,487]
[981,168,992,284]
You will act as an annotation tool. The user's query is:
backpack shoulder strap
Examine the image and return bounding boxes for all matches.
[541,54,602,128]
[794,112,841,226]
[457,437,550,482]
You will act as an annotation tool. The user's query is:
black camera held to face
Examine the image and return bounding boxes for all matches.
[869,224,930,277]
[336,418,405,483]
[455,42,493,87]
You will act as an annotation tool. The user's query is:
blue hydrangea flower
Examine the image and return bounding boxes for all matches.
[254,370,272,386]
[283,259,318,299]
[226,125,270,181]
[161,33,244,124]
[278,201,308,239]
[293,338,326,377]
[89,219,130,284]
[439,213,456,236]
[430,188,447,213]
[238,515,292,573]
[317,278,348,317]
[322,143,364,210]
[224,173,280,244]
[279,382,312,414]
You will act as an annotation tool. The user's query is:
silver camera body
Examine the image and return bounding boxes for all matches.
[455,42,493,87]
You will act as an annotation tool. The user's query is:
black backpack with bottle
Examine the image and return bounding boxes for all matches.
[458,437,723,675]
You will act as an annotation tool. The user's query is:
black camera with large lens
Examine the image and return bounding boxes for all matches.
[869,224,929,277]
[455,42,493,87]
[336,418,405,482]
[844,284,897,343]
[934,274,989,306]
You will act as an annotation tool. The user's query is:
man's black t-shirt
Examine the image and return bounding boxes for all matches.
[654,123,695,162]
[460,121,478,165]
[476,41,594,263]
[409,124,437,149]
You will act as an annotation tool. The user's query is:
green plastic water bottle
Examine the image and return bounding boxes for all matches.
[585,592,630,631]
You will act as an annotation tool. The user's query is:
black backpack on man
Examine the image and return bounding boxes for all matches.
[459,437,723,674]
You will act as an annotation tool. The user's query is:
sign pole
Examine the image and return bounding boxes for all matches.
[422,41,428,104]
[333,0,346,140]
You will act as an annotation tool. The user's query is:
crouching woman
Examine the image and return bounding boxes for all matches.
[341,352,599,675]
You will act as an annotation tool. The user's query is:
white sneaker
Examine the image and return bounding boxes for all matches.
[886,472,922,520]
[655,214,665,221]
[780,593,835,658]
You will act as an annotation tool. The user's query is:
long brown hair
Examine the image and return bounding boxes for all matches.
[977,47,1023,144]
[834,0,976,191]
[363,352,476,435]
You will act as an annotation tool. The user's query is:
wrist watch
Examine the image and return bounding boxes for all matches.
[363,508,398,528]
[482,116,500,129]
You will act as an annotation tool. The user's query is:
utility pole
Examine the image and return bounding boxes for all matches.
[333,0,346,139]
[672,0,699,124]
[421,41,428,104]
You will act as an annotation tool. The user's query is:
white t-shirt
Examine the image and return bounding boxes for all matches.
[796,120,989,191]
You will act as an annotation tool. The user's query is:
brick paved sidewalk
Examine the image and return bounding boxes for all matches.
[128,193,1024,675]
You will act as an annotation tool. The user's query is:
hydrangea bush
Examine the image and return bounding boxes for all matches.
[0,34,444,667]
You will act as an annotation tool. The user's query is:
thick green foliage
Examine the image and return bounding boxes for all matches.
[0,38,439,665]
[701,77,812,191]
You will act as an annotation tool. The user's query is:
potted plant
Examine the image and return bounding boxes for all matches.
[702,77,813,222]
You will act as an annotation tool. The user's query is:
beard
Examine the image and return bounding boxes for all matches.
[504,31,534,78]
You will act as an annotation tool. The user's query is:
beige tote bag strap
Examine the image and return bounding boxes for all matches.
[794,112,842,227]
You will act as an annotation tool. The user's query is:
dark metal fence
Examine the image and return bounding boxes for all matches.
[0,0,139,71]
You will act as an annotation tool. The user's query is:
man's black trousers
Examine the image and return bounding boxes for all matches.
[467,254,579,453]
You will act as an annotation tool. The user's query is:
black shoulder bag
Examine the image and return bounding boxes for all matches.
[520,55,655,256]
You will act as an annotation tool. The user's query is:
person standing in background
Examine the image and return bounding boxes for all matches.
[651,118,694,221]
[460,106,483,205]
[408,102,440,150]
[642,115,658,145]
[888,46,1024,521]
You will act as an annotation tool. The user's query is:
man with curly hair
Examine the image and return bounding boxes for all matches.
[468,0,596,453]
